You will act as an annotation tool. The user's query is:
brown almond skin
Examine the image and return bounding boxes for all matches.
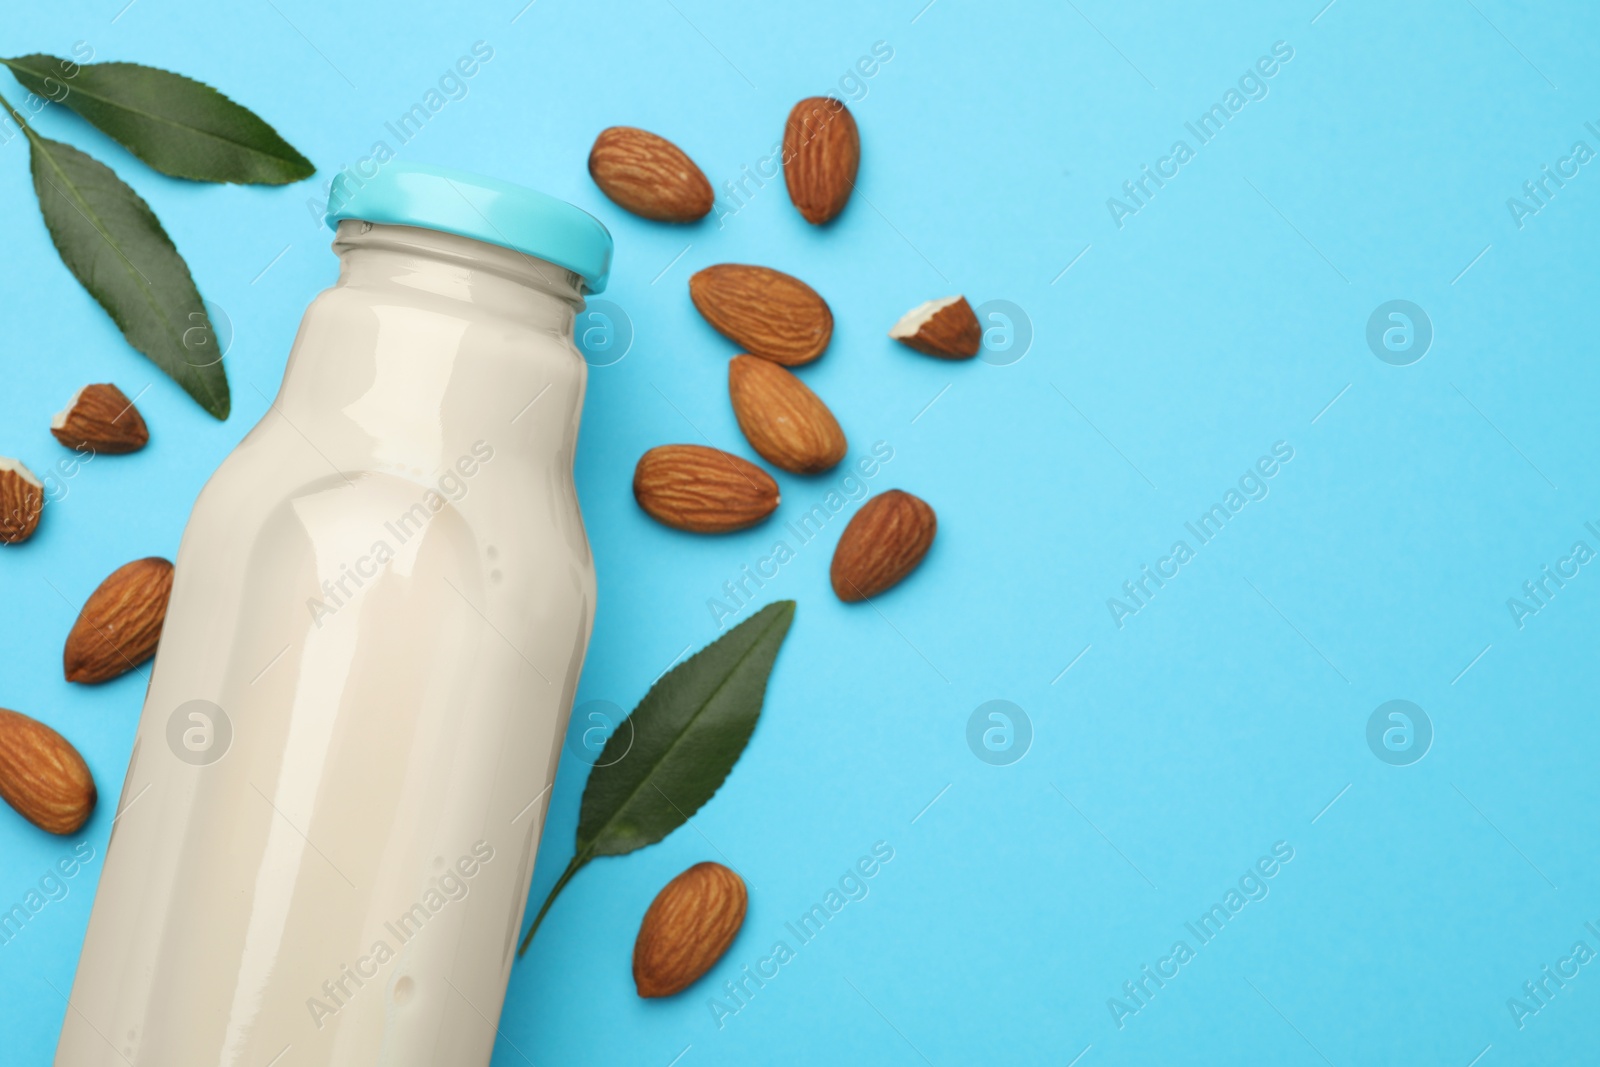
[689,264,833,366]
[633,862,748,998]
[830,490,937,601]
[634,445,779,533]
[64,557,175,684]
[0,708,97,835]
[783,96,860,225]
[589,127,714,223]
[728,355,846,475]
[52,383,149,454]
[897,297,982,359]
[0,464,44,544]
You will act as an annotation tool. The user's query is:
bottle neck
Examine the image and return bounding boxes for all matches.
[331,220,586,330]
[269,222,590,476]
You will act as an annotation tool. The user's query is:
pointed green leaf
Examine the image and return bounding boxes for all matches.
[579,599,795,857]
[518,601,795,955]
[4,55,313,185]
[29,134,230,418]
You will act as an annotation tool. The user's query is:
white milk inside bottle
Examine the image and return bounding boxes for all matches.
[57,163,613,1066]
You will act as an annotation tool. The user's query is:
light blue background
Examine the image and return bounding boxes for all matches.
[2,1,1598,1064]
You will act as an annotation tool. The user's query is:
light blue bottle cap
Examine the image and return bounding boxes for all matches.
[325,162,613,293]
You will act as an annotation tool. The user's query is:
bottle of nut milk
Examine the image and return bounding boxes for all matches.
[58,164,613,1066]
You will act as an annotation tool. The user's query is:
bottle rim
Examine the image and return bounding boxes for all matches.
[325,162,613,294]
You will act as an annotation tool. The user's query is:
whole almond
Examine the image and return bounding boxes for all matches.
[589,127,714,223]
[889,296,982,359]
[830,490,937,601]
[728,355,846,475]
[634,445,779,533]
[0,708,97,835]
[782,96,860,225]
[689,264,832,366]
[633,861,748,998]
[0,457,45,544]
[52,383,149,454]
[64,557,175,684]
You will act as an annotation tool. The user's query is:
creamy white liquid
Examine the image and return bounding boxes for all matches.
[58,222,595,1066]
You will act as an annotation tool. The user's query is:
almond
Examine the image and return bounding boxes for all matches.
[52,383,149,454]
[633,862,747,998]
[889,296,982,359]
[689,264,832,366]
[782,96,860,225]
[728,355,846,475]
[830,490,937,601]
[64,557,175,684]
[0,708,96,835]
[0,458,44,544]
[589,127,714,223]
[634,445,779,533]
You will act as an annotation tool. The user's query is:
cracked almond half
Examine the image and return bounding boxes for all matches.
[52,383,149,454]
[0,458,44,545]
[889,296,982,359]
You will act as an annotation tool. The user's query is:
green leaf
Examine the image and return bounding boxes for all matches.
[518,601,795,956]
[27,132,230,418]
[3,55,314,185]
[579,600,795,857]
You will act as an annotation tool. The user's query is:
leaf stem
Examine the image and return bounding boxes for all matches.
[516,851,588,958]
[0,87,39,145]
